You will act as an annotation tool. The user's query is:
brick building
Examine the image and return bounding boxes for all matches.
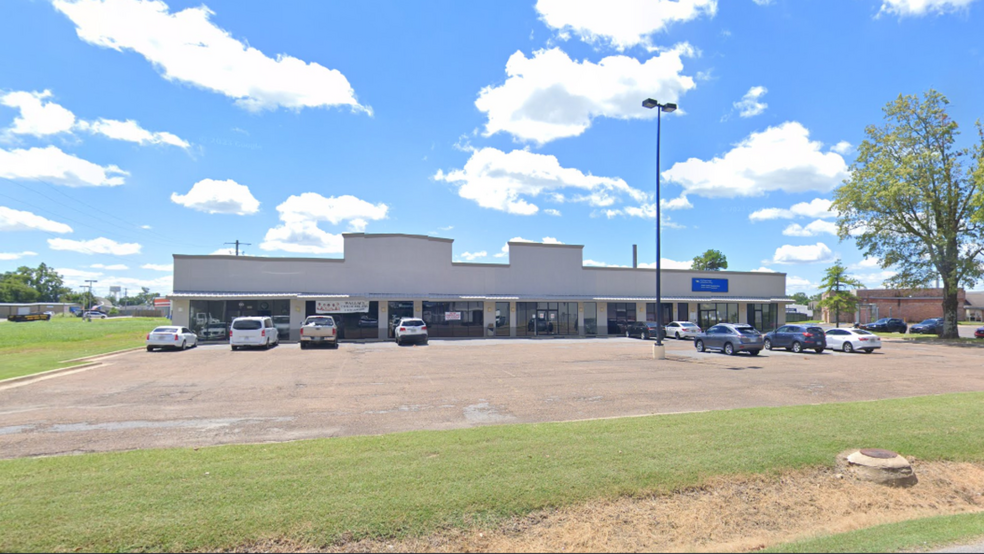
[822,288,967,325]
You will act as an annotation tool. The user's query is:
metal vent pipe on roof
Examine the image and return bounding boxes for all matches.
[633,244,638,268]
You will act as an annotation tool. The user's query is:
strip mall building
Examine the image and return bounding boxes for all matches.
[169,233,792,341]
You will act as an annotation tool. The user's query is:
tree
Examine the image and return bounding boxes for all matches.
[0,277,39,303]
[691,249,728,271]
[791,292,811,305]
[24,263,70,302]
[833,90,984,339]
[816,261,865,328]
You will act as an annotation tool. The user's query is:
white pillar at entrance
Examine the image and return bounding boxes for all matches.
[578,302,585,336]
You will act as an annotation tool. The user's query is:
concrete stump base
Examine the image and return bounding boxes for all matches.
[652,344,666,360]
[837,449,918,488]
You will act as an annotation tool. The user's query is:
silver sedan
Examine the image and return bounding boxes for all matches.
[146,326,198,351]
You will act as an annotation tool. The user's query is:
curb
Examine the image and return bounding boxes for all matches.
[0,346,144,387]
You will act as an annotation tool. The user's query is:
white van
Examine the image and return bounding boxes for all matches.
[230,316,279,350]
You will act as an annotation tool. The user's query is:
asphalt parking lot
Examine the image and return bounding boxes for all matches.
[2,336,984,459]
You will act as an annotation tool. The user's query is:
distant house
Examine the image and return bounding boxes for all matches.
[823,288,968,324]
[965,291,984,322]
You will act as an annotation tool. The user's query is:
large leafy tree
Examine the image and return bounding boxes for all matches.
[691,249,728,271]
[833,90,984,339]
[817,261,865,328]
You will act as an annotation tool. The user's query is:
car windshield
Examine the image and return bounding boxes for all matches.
[681,322,697,327]
[152,327,179,333]
[305,317,333,326]
[875,318,890,323]
[736,326,760,336]
[919,319,937,324]
[232,319,263,330]
[401,319,425,326]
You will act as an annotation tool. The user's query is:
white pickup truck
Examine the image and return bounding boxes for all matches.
[299,315,338,349]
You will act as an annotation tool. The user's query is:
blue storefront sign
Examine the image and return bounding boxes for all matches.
[692,278,728,292]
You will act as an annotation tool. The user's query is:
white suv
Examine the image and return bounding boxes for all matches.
[230,316,279,351]
[394,318,428,346]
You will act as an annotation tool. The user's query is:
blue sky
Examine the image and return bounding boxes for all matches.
[1,0,982,298]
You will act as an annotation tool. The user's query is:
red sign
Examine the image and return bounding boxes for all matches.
[154,298,171,308]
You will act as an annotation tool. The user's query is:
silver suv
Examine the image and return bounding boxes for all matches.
[394,318,428,346]
[694,323,764,356]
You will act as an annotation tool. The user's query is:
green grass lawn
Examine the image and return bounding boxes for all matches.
[2,392,983,552]
[765,512,984,553]
[0,316,170,380]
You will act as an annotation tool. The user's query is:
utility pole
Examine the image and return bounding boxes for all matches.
[84,279,98,321]
[224,240,251,256]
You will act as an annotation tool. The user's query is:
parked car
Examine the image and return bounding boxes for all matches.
[394,318,428,345]
[823,328,881,353]
[273,315,291,339]
[860,318,907,333]
[763,325,827,354]
[82,311,108,320]
[199,322,228,340]
[694,323,764,356]
[625,321,663,340]
[230,316,279,351]
[976,326,984,339]
[299,315,338,349]
[910,318,943,334]
[664,320,701,340]
[146,326,198,351]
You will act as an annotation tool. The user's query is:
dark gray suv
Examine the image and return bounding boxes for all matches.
[694,323,764,356]
[763,325,826,354]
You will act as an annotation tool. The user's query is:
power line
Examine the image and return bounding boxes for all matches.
[224,240,251,256]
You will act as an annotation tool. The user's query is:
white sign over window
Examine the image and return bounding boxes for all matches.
[445,311,461,321]
[316,300,370,314]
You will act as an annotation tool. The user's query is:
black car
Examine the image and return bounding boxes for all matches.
[763,325,826,354]
[860,318,907,333]
[625,321,664,340]
[910,318,943,334]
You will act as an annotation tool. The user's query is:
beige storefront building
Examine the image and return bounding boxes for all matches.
[169,233,791,341]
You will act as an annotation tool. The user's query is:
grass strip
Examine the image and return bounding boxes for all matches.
[764,512,984,553]
[0,317,170,380]
[2,392,984,552]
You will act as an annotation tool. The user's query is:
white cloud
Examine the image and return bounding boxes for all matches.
[830,141,853,155]
[140,225,152,230]
[494,236,567,258]
[751,266,777,272]
[259,193,388,254]
[77,118,189,148]
[535,0,717,50]
[0,251,38,261]
[584,259,628,267]
[1,90,190,147]
[749,198,835,221]
[781,219,838,237]
[475,45,696,144]
[141,263,173,271]
[0,90,76,137]
[0,206,73,233]
[768,242,834,265]
[91,263,128,270]
[642,258,693,269]
[53,0,369,113]
[857,269,899,286]
[0,146,127,187]
[734,85,767,118]
[541,237,563,244]
[849,257,882,270]
[544,208,562,216]
[210,247,237,255]
[878,0,978,17]
[57,267,103,280]
[435,147,645,215]
[786,276,816,292]
[170,179,260,215]
[48,236,142,255]
[459,251,487,261]
[102,275,173,295]
[663,122,849,198]
[601,204,685,229]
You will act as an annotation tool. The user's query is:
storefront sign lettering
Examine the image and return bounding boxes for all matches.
[445,311,462,321]
[692,278,729,293]
[316,300,370,314]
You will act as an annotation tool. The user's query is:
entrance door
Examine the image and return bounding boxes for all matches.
[699,307,718,332]
[678,303,689,323]
[387,301,414,338]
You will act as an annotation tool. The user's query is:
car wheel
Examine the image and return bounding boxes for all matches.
[231,345,238,351]
[863,348,874,354]
[675,331,681,340]
[146,346,154,352]
[792,341,803,353]
[422,339,428,346]
[724,342,735,356]
[300,342,307,350]
[695,340,705,353]
[332,341,339,349]
[815,348,824,354]
[180,340,187,350]
[843,342,854,354]
[764,339,773,351]
[749,349,760,356]
[397,337,403,346]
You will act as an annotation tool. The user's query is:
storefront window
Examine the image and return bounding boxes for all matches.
[305,300,379,340]
[495,302,510,336]
[698,303,738,331]
[190,300,227,342]
[422,301,483,338]
[645,303,674,324]
[388,301,414,338]
[747,303,778,332]
[607,303,636,334]
[584,303,597,335]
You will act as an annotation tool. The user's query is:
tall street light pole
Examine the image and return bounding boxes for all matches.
[642,98,677,358]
